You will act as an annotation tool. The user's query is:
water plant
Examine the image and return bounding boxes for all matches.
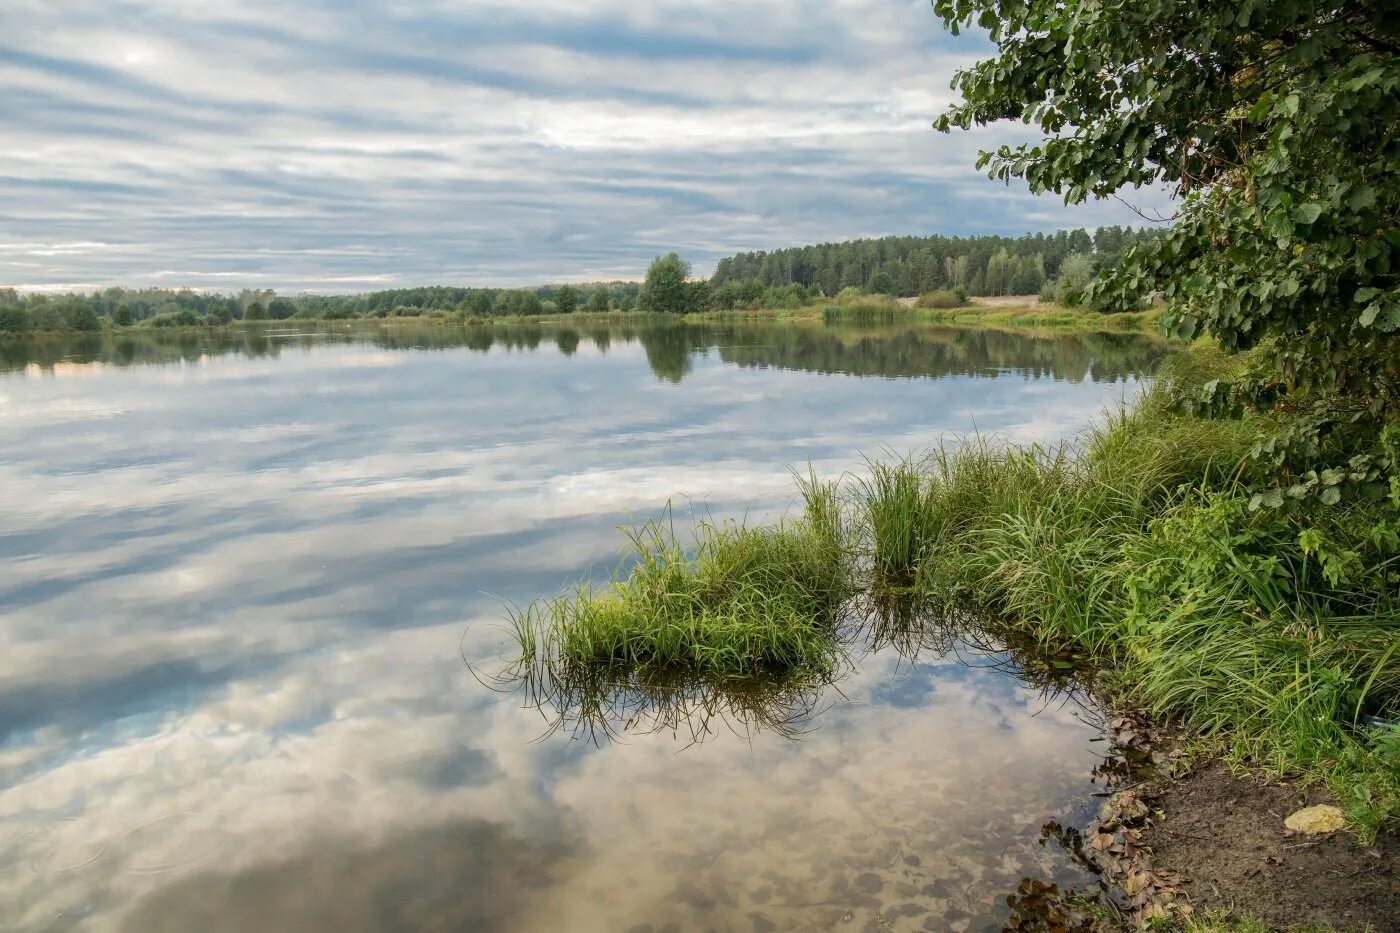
[502,473,853,684]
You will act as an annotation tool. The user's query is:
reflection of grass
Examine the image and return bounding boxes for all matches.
[494,658,843,744]
[506,474,852,680]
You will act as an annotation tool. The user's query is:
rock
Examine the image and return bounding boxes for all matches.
[1284,804,1346,835]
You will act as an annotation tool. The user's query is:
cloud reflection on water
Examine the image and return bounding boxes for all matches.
[0,322,1153,929]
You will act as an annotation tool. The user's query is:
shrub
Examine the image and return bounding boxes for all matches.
[0,305,32,334]
[914,289,967,309]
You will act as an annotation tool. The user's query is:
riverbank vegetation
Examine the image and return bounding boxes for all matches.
[855,365,1397,837]
[496,356,1397,834]
[923,0,1400,848]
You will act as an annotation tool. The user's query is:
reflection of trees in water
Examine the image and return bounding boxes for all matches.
[554,328,580,356]
[637,323,695,382]
[715,325,1165,383]
[1,320,1163,383]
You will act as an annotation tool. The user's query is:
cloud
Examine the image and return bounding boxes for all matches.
[0,0,1173,292]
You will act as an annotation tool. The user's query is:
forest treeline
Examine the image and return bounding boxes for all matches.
[0,226,1157,333]
[708,225,1157,304]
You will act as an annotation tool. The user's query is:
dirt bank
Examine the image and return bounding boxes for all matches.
[1073,714,1399,931]
[1140,762,1398,930]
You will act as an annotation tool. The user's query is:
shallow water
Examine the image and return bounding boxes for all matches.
[0,320,1163,931]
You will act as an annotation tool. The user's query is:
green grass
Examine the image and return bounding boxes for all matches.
[505,473,852,680]
[912,302,1163,333]
[693,299,1166,335]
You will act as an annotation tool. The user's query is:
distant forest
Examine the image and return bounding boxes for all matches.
[0,226,1159,332]
[709,226,1155,302]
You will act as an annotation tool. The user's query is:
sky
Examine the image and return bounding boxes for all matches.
[1,0,1170,293]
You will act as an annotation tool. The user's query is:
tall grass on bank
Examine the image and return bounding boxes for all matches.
[854,366,1399,835]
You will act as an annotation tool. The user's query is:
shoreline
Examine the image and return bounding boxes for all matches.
[0,299,1168,340]
[1060,707,1400,931]
[488,346,1396,930]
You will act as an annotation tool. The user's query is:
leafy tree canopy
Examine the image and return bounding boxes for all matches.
[639,253,693,313]
[554,284,579,315]
[934,0,1399,521]
[587,287,611,313]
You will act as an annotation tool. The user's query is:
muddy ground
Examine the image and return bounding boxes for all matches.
[1140,762,1398,931]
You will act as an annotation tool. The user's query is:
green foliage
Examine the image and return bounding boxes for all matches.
[553,284,579,314]
[147,309,202,328]
[639,252,693,313]
[496,289,544,316]
[709,279,825,311]
[0,305,32,334]
[60,298,101,332]
[934,0,1400,566]
[711,229,1151,299]
[113,304,134,327]
[0,226,1160,330]
[913,289,966,309]
[1047,252,1095,308]
[586,286,611,313]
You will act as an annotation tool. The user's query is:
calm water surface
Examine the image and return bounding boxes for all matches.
[0,320,1164,931]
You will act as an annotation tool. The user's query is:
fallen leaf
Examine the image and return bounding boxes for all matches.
[1089,832,1116,852]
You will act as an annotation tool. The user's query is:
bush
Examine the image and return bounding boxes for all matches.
[146,309,202,328]
[0,305,32,334]
[914,289,967,309]
[62,299,101,332]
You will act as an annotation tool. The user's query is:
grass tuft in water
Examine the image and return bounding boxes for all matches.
[505,473,854,682]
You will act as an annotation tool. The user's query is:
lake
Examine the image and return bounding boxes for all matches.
[0,319,1164,931]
